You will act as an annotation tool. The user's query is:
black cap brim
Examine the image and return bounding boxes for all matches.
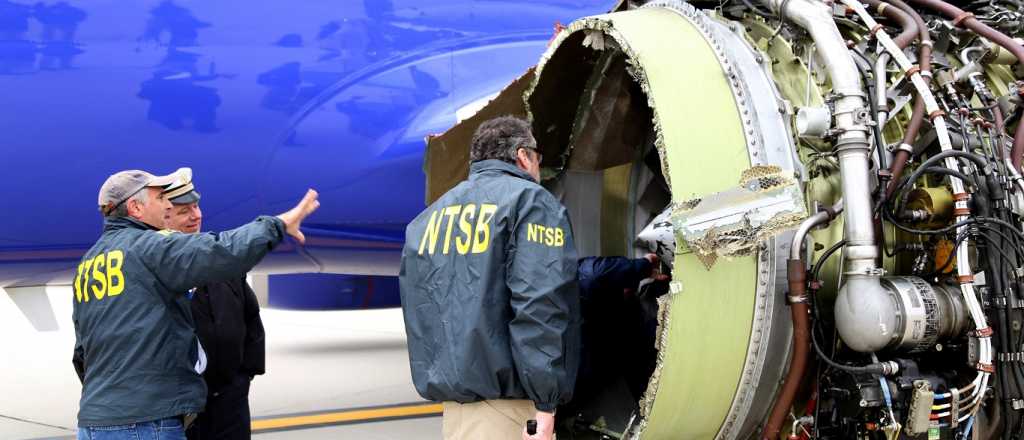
[170,190,201,205]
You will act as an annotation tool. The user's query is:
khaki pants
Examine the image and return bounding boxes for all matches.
[442,399,537,440]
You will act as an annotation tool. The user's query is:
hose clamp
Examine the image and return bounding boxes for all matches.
[833,136,871,151]
[994,296,1008,309]
[951,388,961,428]
[951,12,975,28]
[970,326,994,337]
[830,88,867,99]
[999,352,1024,362]
[880,361,900,376]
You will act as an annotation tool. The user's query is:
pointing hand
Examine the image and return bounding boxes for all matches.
[276,189,320,244]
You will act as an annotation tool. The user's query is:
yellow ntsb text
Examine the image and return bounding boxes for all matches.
[74,250,125,303]
[418,204,497,255]
[526,223,564,247]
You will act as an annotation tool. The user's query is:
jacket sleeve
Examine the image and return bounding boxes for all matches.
[577,257,652,300]
[72,323,85,384]
[141,216,285,294]
[506,189,580,412]
[239,278,266,377]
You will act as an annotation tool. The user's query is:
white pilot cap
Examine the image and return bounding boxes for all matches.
[97,169,181,215]
[163,167,201,205]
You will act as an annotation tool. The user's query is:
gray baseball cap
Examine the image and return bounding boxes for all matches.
[97,169,180,215]
[163,167,201,205]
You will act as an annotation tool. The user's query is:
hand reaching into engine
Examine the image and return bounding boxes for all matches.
[644,253,671,282]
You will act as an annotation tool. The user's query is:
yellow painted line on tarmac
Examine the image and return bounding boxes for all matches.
[251,402,443,432]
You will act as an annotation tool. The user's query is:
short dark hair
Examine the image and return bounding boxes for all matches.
[469,116,537,163]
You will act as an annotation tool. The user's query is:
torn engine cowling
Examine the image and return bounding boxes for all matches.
[425,0,1024,438]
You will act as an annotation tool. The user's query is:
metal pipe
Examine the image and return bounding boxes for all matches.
[884,0,932,199]
[757,1,879,437]
[767,263,810,440]
[840,0,992,416]
[876,54,891,129]
[863,0,917,48]
[862,0,914,152]
[960,46,985,65]
[790,202,844,261]
[906,0,1024,170]
[771,0,877,267]
[766,200,841,440]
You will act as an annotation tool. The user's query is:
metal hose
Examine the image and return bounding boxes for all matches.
[764,203,841,439]
[884,0,933,198]
[864,0,917,47]
[906,0,1024,170]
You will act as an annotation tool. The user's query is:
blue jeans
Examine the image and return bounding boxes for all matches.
[78,417,186,440]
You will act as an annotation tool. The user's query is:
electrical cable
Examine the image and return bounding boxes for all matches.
[920,230,972,278]
[890,150,990,207]
[962,416,976,440]
[809,319,888,374]
[768,0,794,43]
[911,166,977,188]
[883,210,977,235]
[739,0,775,17]
[811,240,847,281]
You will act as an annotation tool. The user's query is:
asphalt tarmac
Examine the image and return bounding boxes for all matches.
[0,286,440,440]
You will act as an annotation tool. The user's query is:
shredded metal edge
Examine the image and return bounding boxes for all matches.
[524,6,804,439]
[525,15,675,193]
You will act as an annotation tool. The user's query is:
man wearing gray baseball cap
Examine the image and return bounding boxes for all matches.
[72,168,319,440]
[97,169,180,227]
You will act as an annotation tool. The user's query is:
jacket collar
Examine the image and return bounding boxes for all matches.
[103,216,161,233]
[470,159,536,183]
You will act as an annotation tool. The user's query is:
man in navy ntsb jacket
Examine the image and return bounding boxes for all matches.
[73,168,318,440]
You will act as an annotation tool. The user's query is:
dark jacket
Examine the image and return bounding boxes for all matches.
[574,257,659,401]
[190,277,265,393]
[577,257,652,300]
[72,216,284,427]
[399,159,581,412]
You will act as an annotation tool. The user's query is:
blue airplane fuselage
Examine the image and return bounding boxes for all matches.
[0,0,611,293]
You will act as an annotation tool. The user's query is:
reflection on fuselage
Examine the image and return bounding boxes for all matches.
[0,0,613,291]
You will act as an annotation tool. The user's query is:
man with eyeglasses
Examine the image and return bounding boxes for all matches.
[72,168,318,440]
[400,115,578,440]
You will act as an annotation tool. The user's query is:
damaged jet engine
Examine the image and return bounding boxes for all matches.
[424,0,1024,438]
